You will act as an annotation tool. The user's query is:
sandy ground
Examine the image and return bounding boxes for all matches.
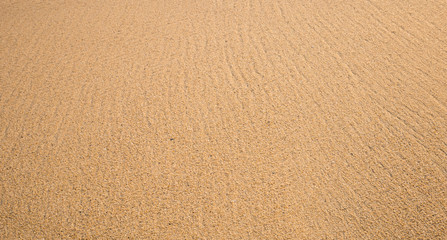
[1,0,447,239]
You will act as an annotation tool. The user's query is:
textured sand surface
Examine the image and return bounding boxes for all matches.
[1,0,447,239]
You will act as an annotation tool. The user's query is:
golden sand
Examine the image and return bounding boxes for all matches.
[1,0,447,238]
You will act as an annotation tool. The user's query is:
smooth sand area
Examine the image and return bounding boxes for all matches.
[1,0,447,238]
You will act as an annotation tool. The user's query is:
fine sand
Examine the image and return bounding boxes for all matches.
[1,0,447,239]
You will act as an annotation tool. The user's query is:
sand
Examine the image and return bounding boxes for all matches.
[1,0,447,238]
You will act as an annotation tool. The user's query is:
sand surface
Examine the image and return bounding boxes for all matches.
[1,0,447,238]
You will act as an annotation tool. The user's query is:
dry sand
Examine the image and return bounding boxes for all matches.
[1,0,447,239]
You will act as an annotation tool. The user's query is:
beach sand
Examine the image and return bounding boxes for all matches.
[1,0,447,238]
